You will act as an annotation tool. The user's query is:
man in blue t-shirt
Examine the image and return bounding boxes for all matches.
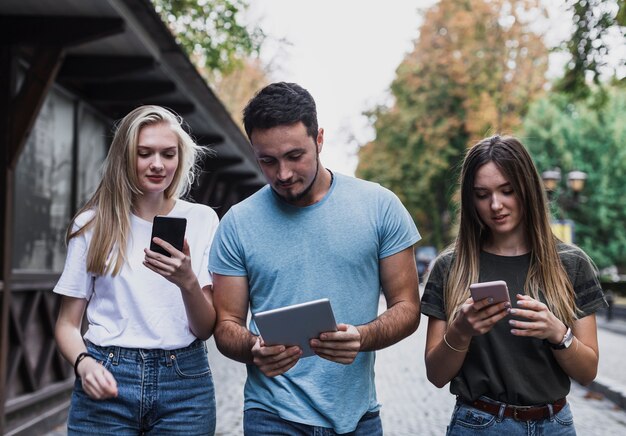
[209,82,421,434]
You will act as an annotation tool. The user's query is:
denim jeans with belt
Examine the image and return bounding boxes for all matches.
[68,339,216,435]
[446,397,576,435]
[243,408,382,436]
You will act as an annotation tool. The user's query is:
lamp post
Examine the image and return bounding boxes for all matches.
[567,170,587,198]
[541,167,587,243]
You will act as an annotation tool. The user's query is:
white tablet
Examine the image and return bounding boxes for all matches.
[253,298,338,358]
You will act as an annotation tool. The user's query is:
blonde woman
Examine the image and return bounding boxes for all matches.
[54,106,218,435]
[421,136,606,435]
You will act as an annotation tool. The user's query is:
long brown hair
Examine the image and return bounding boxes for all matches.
[444,135,578,326]
[67,105,205,276]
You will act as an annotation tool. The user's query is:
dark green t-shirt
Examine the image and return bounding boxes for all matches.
[421,243,607,405]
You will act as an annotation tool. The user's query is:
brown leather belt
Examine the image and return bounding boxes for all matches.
[461,397,567,421]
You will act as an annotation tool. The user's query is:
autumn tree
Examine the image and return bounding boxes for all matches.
[212,57,270,130]
[356,0,549,248]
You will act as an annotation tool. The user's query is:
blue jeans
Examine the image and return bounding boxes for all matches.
[446,399,576,435]
[68,339,216,435]
[243,408,382,436]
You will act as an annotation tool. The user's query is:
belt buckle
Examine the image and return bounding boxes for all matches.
[512,406,532,421]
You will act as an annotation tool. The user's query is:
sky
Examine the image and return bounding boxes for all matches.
[243,1,607,176]
[246,0,440,175]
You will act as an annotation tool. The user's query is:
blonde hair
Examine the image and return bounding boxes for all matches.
[67,105,205,276]
[444,135,578,326]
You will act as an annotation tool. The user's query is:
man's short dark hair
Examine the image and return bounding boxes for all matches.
[243,82,319,140]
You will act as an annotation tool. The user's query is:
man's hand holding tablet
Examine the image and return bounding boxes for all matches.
[252,298,339,377]
[254,298,337,357]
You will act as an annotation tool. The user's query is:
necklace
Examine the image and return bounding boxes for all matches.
[329,169,334,187]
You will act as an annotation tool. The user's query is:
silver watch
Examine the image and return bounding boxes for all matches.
[549,327,574,350]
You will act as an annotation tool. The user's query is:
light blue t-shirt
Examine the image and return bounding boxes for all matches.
[209,173,420,433]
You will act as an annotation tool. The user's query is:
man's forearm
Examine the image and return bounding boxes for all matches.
[357,300,420,352]
[214,320,257,364]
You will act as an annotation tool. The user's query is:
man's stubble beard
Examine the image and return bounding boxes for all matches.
[273,154,320,204]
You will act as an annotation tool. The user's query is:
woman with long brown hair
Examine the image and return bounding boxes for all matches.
[422,135,606,435]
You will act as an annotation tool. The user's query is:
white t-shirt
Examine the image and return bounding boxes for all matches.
[54,200,219,349]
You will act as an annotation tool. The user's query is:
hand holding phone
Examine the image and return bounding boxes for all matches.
[149,216,187,257]
[469,280,510,305]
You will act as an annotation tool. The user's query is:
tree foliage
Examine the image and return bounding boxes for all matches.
[151,0,270,128]
[520,87,626,269]
[151,0,264,78]
[212,57,270,130]
[555,0,626,103]
[356,0,548,249]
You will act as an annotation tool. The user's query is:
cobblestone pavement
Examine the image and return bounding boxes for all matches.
[46,311,626,435]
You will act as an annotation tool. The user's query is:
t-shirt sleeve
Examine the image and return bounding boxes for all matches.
[208,209,247,277]
[420,255,449,320]
[198,211,219,288]
[568,248,607,317]
[378,188,421,259]
[53,227,94,300]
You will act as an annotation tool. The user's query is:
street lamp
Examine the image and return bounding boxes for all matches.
[541,167,587,244]
[541,168,587,196]
[541,169,562,192]
[567,170,587,196]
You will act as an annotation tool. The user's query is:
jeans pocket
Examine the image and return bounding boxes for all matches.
[86,343,114,371]
[172,347,211,379]
[451,403,497,430]
[554,403,574,426]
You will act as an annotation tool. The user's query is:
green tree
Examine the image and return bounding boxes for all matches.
[555,0,626,103]
[151,0,264,78]
[520,87,626,268]
[356,0,548,249]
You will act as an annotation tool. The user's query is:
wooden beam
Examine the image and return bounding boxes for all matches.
[237,183,264,199]
[97,102,195,119]
[195,133,226,146]
[0,44,17,436]
[4,379,73,414]
[9,45,64,169]
[216,183,236,212]
[82,81,176,101]
[201,156,242,172]
[192,172,219,206]
[7,304,36,392]
[0,16,124,47]
[215,171,259,182]
[59,55,156,81]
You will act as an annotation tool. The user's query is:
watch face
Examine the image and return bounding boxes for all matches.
[548,327,573,350]
[562,329,575,348]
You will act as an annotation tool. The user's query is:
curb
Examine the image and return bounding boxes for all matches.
[586,376,626,410]
[597,321,626,336]
[589,320,626,410]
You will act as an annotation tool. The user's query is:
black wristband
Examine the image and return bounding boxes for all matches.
[74,352,94,379]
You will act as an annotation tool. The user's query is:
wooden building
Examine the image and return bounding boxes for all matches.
[0,0,265,433]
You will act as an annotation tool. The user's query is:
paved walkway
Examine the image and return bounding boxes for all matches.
[590,314,626,409]
[45,309,626,435]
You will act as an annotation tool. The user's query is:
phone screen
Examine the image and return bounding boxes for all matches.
[149,216,187,257]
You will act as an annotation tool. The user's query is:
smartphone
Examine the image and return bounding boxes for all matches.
[149,216,187,257]
[469,280,510,304]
